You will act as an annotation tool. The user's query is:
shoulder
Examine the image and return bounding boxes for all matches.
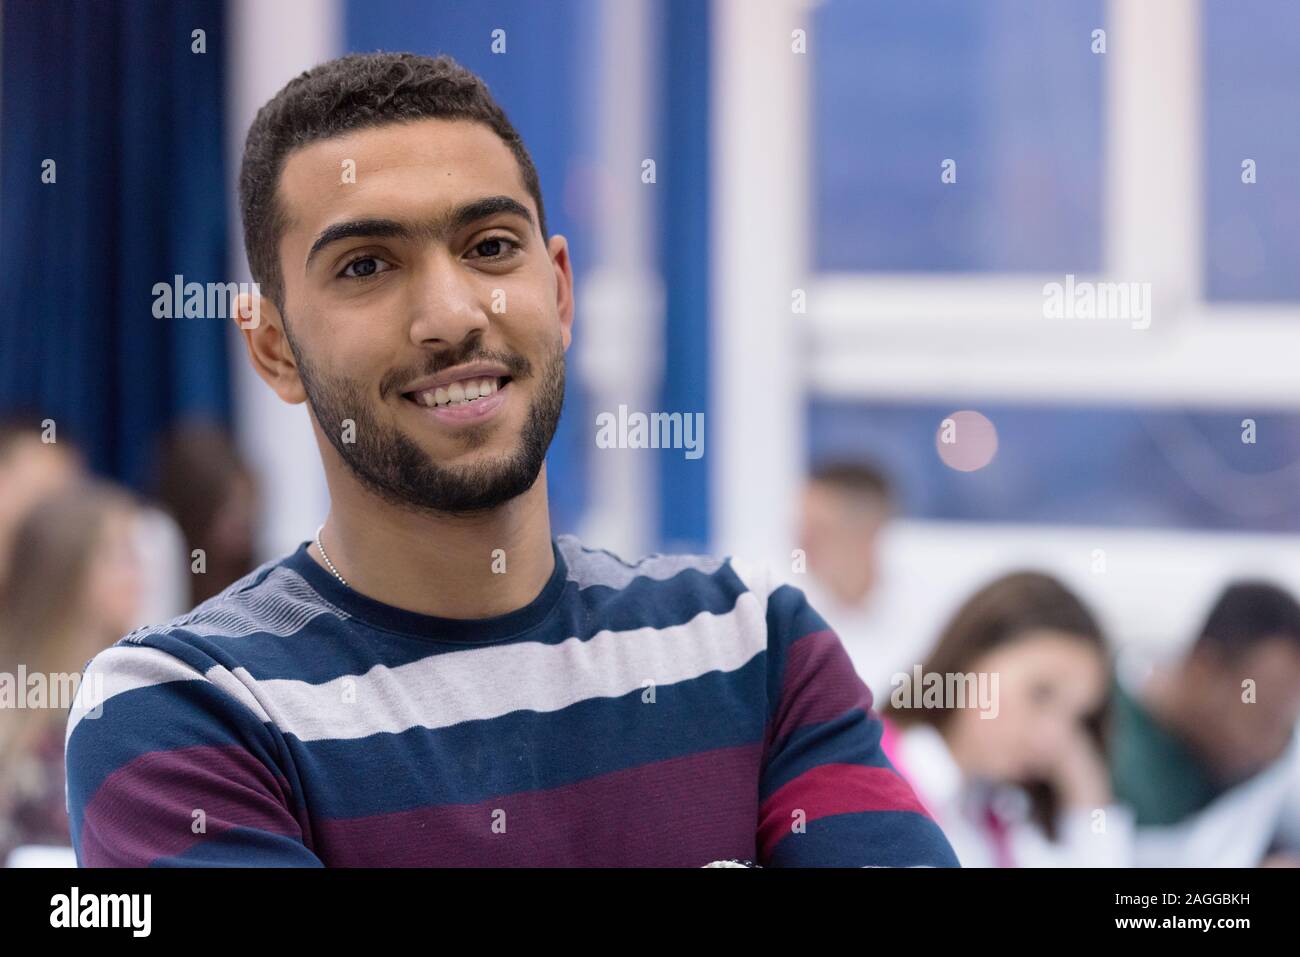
[71,553,334,729]
[555,536,824,667]
[556,533,783,601]
[92,551,346,678]
[119,552,346,649]
[555,533,730,588]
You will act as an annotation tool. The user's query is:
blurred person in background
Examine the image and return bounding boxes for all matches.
[1111,582,1300,867]
[0,420,186,629]
[797,460,905,697]
[154,420,261,606]
[880,571,1134,866]
[0,479,143,866]
[0,420,83,585]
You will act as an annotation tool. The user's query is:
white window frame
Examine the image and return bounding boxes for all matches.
[805,0,1300,406]
[712,0,1300,560]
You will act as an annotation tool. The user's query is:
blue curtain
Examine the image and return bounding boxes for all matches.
[656,0,712,553]
[0,0,230,489]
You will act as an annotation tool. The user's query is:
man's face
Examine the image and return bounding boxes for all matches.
[798,481,888,605]
[269,118,572,513]
[1193,637,1300,780]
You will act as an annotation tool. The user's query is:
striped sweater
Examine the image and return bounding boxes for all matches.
[64,536,958,867]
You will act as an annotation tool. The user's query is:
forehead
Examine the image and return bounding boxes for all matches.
[276,117,532,237]
[993,629,1100,670]
[806,481,884,520]
[1246,637,1300,674]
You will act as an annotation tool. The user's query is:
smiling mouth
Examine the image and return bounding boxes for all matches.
[401,375,512,409]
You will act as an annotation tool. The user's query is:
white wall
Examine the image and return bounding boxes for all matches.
[225,0,340,560]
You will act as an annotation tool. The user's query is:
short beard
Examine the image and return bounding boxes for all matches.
[285,321,566,515]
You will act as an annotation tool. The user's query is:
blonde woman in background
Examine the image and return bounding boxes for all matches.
[0,422,82,583]
[0,480,143,865]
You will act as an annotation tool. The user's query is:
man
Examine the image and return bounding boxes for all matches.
[799,461,893,614]
[1110,582,1300,866]
[796,460,915,699]
[64,52,957,867]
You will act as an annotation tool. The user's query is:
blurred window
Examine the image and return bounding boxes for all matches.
[1204,0,1300,301]
[811,0,1104,274]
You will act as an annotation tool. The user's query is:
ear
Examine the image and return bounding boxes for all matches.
[233,290,307,405]
[546,234,575,351]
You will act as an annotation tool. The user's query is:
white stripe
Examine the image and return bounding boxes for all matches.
[205,665,274,724]
[65,646,204,744]
[726,555,775,611]
[241,592,770,743]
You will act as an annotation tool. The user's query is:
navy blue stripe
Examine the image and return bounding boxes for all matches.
[767,809,961,867]
[65,678,285,831]
[759,710,895,802]
[285,656,768,818]
[152,828,324,868]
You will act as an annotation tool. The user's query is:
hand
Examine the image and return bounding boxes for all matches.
[1041,723,1112,810]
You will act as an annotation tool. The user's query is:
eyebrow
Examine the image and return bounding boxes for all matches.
[304,195,535,270]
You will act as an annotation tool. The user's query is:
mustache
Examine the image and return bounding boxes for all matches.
[379,348,531,399]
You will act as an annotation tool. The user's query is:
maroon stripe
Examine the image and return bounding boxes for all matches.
[80,745,306,867]
[312,743,764,866]
[756,763,929,860]
[765,629,873,754]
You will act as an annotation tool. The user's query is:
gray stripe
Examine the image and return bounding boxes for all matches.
[141,565,348,640]
[557,534,726,590]
[235,593,769,743]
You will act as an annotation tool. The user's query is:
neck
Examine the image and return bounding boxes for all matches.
[312,462,556,619]
[1143,663,1205,749]
[829,579,870,608]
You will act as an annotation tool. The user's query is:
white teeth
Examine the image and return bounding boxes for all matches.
[412,377,503,408]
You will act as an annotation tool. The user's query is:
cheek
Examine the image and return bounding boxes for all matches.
[500,288,557,340]
[956,708,1016,767]
[340,338,392,390]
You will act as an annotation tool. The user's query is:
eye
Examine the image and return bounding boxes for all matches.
[1029,681,1056,707]
[338,255,392,280]
[467,236,521,262]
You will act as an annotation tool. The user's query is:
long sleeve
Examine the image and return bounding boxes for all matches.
[65,638,323,867]
[751,572,959,867]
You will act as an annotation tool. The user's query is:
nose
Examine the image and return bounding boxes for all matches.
[405,251,491,348]
[1029,717,1069,758]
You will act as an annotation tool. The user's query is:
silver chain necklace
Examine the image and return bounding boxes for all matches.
[314,523,349,588]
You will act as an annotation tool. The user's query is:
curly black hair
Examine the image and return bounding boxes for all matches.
[238,51,548,313]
